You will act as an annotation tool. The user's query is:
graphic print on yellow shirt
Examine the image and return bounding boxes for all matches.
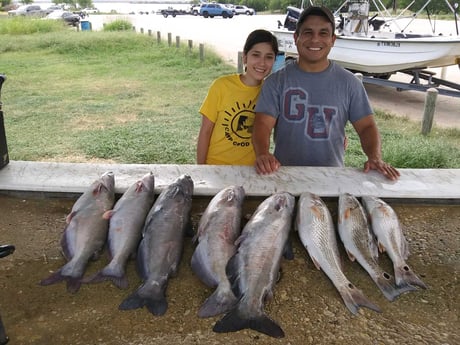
[199,74,262,165]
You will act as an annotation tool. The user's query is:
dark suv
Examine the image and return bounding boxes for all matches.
[200,3,234,18]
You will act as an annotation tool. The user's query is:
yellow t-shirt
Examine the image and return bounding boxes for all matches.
[200,74,262,165]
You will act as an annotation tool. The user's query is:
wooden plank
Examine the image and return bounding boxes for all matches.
[0,161,458,200]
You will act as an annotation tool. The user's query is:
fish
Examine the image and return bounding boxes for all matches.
[83,172,155,289]
[119,174,194,316]
[39,171,115,293]
[337,193,416,301]
[296,192,381,315]
[213,192,295,339]
[191,185,245,318]
[361,196,427,290]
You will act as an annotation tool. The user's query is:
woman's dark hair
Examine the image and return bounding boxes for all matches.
[243,29,279,55]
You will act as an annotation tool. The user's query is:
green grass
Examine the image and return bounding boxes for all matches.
[1,17,459,168]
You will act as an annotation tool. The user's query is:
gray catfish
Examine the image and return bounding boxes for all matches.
[213,192,295,339]
[84,172,155,289]
[296,192,381,315]
[40,171,115,293]
[191,185,245,318]
[338,193,416,301]
[119,174,194,316]
[361,196,427,289]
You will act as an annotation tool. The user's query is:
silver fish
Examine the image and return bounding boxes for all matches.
[84,172,155,289]
[338,193,416,301]
[296,192,381,315]
[119,174,194,316]
[213,192,295,339]
[361,196,427,289]
[191,185,245,318]
[40,171,115,293]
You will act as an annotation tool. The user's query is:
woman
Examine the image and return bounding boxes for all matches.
[196,29,278,165]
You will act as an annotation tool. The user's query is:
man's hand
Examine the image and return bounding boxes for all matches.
[364,158,400,180]
[255,154,281,175]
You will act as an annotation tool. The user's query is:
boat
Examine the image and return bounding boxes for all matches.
[271,0,460,96]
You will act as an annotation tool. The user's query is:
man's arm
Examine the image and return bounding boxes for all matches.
[252,112,280,174]
[353,115,400,180]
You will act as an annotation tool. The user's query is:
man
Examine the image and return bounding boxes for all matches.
[252,6,400,180]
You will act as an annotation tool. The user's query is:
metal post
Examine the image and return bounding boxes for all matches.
[168,33,172,47]
[0,75,9,169]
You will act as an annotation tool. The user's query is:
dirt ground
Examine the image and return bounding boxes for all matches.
[0,193,458,345]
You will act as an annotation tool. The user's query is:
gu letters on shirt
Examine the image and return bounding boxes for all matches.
[283,87,337,140]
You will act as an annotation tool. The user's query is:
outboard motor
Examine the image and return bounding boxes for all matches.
[0,244,15,345]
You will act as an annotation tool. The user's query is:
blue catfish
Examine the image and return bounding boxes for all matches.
[84,172,155,289]
[191,185,245,317]
[213,192,295,338]
[40,171,115,293]
[119,175,194,316]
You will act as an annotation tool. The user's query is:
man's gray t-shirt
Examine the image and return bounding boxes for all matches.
[255,61,373,167]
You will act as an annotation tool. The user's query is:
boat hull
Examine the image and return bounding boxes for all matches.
[272,29,460,74]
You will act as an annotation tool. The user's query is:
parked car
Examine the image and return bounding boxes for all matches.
[190,4,202,16]
[200,3,233,18]
[44,10,81,26]
[8,5,46,17]
[82,7,99,14]
[232,5,255,15]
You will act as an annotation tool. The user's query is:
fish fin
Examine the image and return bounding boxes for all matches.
[198,288,237,318]
[378,241,386,254]
[226,254,241,298]
[310,256,322,271]
[282,237,294,260]
[65,211,77,224]
[213,309,285,338]
[191,245,218,288]
[145,298,168,316]
[39,269,65,287]
[119,285,168,316]
[310,205,322,219]
[395,264,427,289]
[135,180,144,193]
[66,277,82,294]
[345,249,356,262]
[400,235,410,260]
[184,218,195,238]
[338,283,381,315]
[119,291,145,310]
[372,272,414,302]
[102,210,114,220]
[82,267,129,289]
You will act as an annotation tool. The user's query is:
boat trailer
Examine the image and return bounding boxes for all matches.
[360,68,460,98]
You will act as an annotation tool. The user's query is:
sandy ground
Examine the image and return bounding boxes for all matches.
[0,194,459,345]
[88,13,460,129]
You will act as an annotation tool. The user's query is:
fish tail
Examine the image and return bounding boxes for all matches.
[339,284,381,314]
[119,287,168,316]
[373,274,416,301]
[83,266,129,289]
[39,269,66,287]
[39,268,83,293]
[213,309,285,338]
[395,264,427,289]
[66,277,82,294]
[198,288,237,318]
